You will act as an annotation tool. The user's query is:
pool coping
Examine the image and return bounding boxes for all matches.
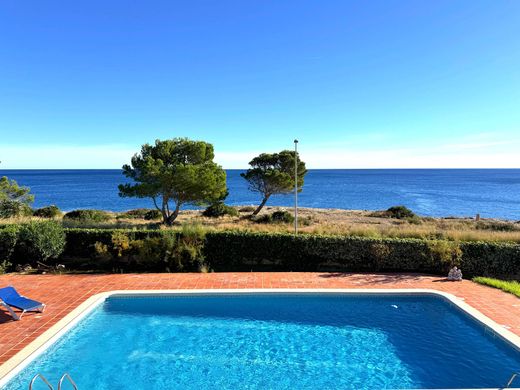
[1,288,519,389]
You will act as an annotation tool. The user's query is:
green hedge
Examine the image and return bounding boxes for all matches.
[204,232,442,272]
[1,226,520,277]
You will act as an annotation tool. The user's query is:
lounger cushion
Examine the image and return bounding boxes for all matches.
[0,286,44,311]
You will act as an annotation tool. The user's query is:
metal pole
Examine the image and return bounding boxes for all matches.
[294,139,298,234]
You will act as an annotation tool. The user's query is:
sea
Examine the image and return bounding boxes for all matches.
[0,169,519,220]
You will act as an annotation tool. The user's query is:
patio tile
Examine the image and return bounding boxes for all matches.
[0,272,518,367]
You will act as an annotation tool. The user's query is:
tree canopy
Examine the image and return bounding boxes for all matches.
[0,176,34,204]
[241,150,307,215]
[118,138,228,225]
[0,162,35,218]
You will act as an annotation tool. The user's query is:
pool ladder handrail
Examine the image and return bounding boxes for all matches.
[506,372,520,388]
[29,374,54,390]
[28,373,78,390]
[58,373,78,390]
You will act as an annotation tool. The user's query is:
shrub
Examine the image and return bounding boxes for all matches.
[89,224,206,272]
[144,209,162,220]
[3,225,520,278]
[0,259,11,274]
[239,206,256,213]
[202,202,239,218]
[64,209,111,222]
[117,208,150,219]
[117,208,161,220]
[132,231,178,271]
[33,205,62,218]
[427,240,462,271]
[0,200,33,218]
[19,221,66,264]
[0,225,20,273]
[255,210,294,224]
[385,206,417,220]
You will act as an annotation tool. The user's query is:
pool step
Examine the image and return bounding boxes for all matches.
[506,372,520,388]
[29,373,78,390]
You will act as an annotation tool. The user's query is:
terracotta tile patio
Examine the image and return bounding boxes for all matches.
[1,272,520,368]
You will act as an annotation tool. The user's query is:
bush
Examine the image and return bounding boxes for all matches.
[64,209,111,222]
[385,206,417,220]
[239,206,256,213]
[0,200,32,218]
[3,225,520,278]
[33,205,62,218]
[88,224,206,272]
[0,225,20,273]
[144,209,162,220]
[204,231,520,277]
[117,208,149,219]
[202,202,239,218]
[19,221,66,264]
[255,210,294,224]
[0,259,11,274]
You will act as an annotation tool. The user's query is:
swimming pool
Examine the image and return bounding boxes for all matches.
[2,290,520,389]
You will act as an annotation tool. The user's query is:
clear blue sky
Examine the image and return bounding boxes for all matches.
[1,0,519,168]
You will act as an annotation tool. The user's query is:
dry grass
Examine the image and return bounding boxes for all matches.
[2,207,520,243]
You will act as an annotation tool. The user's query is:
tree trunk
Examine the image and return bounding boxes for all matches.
[164,203,181,225]
[252,195,270,216]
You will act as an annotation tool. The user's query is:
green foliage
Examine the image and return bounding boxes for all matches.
[117,208,162,221]
[204,232,520,277]
[33,205,62,218]
[0,225,20,272]
[241,150,307,215]
[385,206,417,220]
[0,176,34,204]
[0,259,11,274]
[118,138,228,225]
[3,225,520,277]
[144,209,162,220]
[89,224,206,272]
[370,241,391,271]
[255,210,294,224]
[64,209,111,222]
[202,202,239,218]
[118,208,150,219]
[427,240,462,270]
[473,277,520,298]
[0,199,33,218]
[18,221,66,264]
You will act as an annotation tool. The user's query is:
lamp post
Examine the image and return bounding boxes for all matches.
[294,139,298,235]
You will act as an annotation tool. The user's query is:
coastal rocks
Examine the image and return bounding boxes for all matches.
[447,266,463,281]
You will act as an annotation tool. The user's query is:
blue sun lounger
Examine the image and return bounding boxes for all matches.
[0,286,46,321]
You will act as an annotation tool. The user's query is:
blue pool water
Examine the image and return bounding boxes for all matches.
[4,294,520,389]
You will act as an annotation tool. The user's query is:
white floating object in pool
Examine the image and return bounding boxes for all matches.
[391,305,398,309]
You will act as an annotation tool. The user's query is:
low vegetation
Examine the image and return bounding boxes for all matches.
[202,202,239,218]
[473,277,520,298]
[2,225,519,278]
[254,210,294,224]
[33,205,62,218]
[64,209,111,223]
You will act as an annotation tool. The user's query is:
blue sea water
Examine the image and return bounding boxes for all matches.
[4,294,520,390]
[0,169,519,219]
